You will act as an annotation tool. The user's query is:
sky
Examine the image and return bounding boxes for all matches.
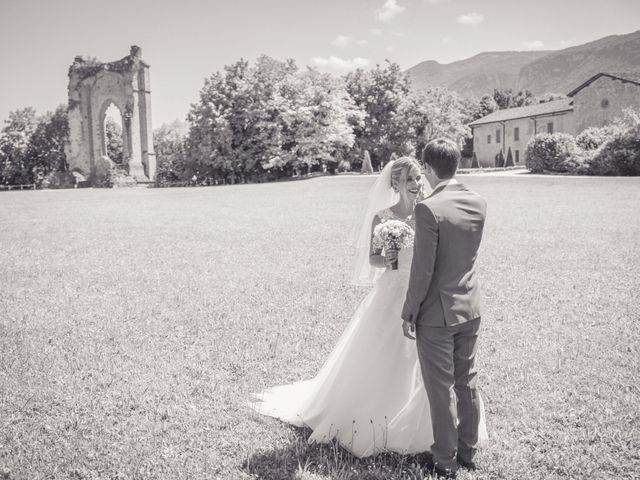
[0,0,639,127]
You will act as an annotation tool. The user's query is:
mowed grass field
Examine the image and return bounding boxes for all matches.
[1,174,639,480]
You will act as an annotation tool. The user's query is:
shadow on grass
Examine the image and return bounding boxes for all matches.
[243,426,434,480]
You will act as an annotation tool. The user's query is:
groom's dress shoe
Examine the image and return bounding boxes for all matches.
[432,466,457,479]
[456,454,477,471]
[424,457,457,479]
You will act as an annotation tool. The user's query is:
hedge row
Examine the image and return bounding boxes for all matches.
[525,119,640,176]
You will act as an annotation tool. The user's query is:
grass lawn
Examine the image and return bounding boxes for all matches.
[1,175,639,480]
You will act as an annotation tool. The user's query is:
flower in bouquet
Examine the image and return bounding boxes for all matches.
[372,219,414,270]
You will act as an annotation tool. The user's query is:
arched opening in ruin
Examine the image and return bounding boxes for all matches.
[66,46,156,183]
[103,102,124,165]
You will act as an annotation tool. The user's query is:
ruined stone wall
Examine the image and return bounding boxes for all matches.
[64,46,156,184]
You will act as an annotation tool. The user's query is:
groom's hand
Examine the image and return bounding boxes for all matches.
[402,321,416,340]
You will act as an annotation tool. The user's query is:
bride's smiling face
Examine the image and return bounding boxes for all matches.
[398,165,423,201]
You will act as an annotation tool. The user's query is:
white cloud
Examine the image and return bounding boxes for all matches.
[457,12,484,25]
[331,35,351,48]
[310,56,371,71]
[357,39,369,46]
[559,39,575,47]
[385,46,394,53]
[424,0,447,3]
[370,28,384,35]
[523,40,544,49]
[376,0,406,22]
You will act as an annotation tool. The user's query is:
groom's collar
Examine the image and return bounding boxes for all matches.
[433,177,458,190]
[428,177,458,197]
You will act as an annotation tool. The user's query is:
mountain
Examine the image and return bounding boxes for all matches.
[407,30,640,99]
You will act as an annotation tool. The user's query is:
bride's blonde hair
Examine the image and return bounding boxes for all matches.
[390,156,421,191]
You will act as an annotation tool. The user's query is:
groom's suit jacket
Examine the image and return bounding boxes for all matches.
[402,181,486,327]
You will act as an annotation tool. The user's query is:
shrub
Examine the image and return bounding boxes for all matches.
[41,171,76,189]
[525,133,583,173]
[109,166,137,187]
[495,150,505,168]
[471,152,479,168]
[361,151,373,174]
[576,126,620,150]
[505,147,514,167]
[588,125,640,176]
[337,159,351,172]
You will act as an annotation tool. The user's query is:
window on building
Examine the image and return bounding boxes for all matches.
[547,122,554,134]
[496,129,501,143]
[487,135,491,144]
[515,150,520,163]
[514,127,520,141]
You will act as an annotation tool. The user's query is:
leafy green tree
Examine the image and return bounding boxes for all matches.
[27,105,70,186]
[105,117,124,164]
[187,57,298,183]
[344,61,413,168]
[505,146,514,167]
[154,120,188,184]
[361,150,373,173]
[187,56,361,183]
[493,88,536,109]
[0,107,37,185]
[399,87,471,157]
[468,94,498,121]
[279,68,362,174]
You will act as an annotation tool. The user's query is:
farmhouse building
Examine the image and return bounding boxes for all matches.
[469,72,640,167]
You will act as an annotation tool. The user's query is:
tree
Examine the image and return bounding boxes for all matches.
[471,152,479,168]
[492,88,536,109]
[468,94,498,121]
[187,56,361,183]
[399,87,471,156]
[361,150,373,174]
[0,107,37,185]
[154,120,188,184]
[505,147,514,167]
[105,118,124,164]
[279,68,362,175]
[186,57,284,183]
[27,105,70,187]
[344,61,413,168]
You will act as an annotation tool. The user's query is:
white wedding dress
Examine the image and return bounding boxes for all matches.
[251,209,470,457]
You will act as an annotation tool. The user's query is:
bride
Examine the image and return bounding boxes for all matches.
[251,157,485,457]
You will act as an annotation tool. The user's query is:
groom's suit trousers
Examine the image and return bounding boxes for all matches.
[416,318,481,471]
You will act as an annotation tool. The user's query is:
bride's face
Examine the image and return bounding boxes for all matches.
[398,165,422,202]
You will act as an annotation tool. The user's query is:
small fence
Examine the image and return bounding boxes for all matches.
[0,184,36,191]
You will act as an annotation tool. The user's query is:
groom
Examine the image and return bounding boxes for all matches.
[401,138,487,479]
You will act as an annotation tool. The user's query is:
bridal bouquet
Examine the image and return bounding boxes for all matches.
[372,220,414,270]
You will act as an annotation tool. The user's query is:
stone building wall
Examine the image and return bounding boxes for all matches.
[572,76,640,134]
[472,110,574,166]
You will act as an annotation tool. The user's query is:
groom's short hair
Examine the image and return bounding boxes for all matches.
[422,138,460,179]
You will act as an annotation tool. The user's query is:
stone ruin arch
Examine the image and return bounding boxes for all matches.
[65,46,156,184]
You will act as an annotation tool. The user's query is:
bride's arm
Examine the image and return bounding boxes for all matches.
[369,215,395,268]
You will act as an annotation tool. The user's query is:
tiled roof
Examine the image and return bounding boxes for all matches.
[567,72,640,97]
[468,98,573,127]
